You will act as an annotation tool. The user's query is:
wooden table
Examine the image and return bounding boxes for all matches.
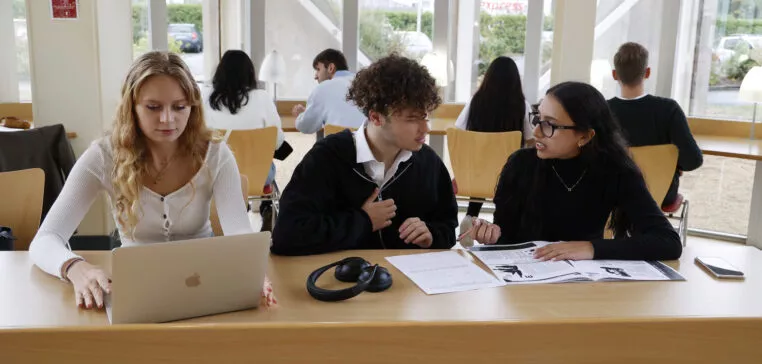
[1,239,762,362]
[695,135,762,248]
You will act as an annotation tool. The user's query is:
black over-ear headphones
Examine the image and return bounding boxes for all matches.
[306,257,393,302]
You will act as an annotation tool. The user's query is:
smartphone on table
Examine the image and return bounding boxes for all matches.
[695,256,745,279]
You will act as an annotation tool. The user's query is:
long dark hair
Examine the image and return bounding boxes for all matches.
[494,81,639,239]
[209,50,257,114]
[466,56,526,133]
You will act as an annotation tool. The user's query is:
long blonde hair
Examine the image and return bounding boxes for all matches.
[111,51,218,237]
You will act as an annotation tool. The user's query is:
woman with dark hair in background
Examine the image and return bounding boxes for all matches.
[455,56,532,239]
[203,50,284,231]
[464,81,682,262]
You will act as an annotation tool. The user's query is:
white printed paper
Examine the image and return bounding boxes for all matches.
[469,242,684,285]
[385,251,505,294]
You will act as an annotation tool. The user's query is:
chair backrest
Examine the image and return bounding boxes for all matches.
[210,174,249,237]
[0,103,33,121]
[629,144,679,205]
[446,128,523,199]
[324,124,356,136]
[225,127,278,197]
[0,168,45,250]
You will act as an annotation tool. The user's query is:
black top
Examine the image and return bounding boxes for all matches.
[271,130,457,255]
[608,95,703,202]
[493,148,682,261]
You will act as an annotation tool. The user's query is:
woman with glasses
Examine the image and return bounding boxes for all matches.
[454,57,532,241]
[464,81,682,261]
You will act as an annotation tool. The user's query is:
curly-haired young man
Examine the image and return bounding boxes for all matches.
[271,54,457,255]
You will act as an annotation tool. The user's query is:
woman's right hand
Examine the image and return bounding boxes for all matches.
[66,260,111,309]
[470,219,502,245]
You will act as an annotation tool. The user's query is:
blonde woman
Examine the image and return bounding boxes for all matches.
[29,51,275,309]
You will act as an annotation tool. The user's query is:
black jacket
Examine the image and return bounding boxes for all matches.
[0,124,76,222]
[271,130,457,255]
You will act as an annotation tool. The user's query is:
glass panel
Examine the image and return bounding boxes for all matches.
[265,0,343,99]
[689,0,761,121]
[680,155,753,235]
[539,0,554,97]
[359,0,434,63]
[477,0,528,86]
[14,0,31,101]
[167,0,205,82]
[591,0,664,99]
[131,0,150,59]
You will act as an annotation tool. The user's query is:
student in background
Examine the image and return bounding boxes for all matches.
[465,81,682,262]
[292,49,366,140]
[607,42,702,208]
[454,56,533,237]
[203,50,284,231]
[29,52,275,309]
[272,55,457,255]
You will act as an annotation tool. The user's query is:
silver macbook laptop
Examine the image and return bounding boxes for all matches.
[105,232,270,324]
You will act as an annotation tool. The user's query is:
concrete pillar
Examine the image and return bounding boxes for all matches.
[149,0,168,51]
[550,0,596,85]
[342,0,359,72]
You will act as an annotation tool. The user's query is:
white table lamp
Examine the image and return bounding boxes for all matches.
[259,50,287,102]
[740,66,762,140]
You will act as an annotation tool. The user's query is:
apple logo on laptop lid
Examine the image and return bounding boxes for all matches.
[185,273,201,287]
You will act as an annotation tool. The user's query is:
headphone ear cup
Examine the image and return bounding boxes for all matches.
[334,257,370,282]
[360,266,393,292]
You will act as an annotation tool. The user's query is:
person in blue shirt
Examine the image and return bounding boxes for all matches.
[291,49,366,140]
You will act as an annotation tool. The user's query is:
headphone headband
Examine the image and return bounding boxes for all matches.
[306,257,378,302]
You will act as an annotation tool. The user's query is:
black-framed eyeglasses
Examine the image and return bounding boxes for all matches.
[529,112,580,138]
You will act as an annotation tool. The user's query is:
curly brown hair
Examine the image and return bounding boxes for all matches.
[347,54,441,117]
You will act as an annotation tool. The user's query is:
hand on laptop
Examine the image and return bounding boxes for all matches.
[261,276,277,307]
[66,260,111,309]
[399,217,433,248]
[362,188,396,232]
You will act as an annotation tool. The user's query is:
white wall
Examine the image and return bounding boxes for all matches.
[26,0,132,235]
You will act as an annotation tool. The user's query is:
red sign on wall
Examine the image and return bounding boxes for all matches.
[51,0,78,20]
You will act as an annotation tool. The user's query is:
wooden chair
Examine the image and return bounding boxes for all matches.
[0,168,45,250]
[629,144,688,246]
[324,124,356,136]
[446,128,522,201]
[210,174,249,237]
[225,127,279,227]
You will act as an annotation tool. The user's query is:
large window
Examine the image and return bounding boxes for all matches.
[359,0,434,63]
[167,0,205,82]
[132,0,150,59]
[455,0,553,103]
[690,0,761,121]
[130,0,206,82]
[590,0,665,99]
[265,0,343,99]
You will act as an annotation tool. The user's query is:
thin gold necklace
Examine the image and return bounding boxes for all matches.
[150,155,176,185]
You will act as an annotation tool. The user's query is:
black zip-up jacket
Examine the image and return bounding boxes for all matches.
[271,130,457,255]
